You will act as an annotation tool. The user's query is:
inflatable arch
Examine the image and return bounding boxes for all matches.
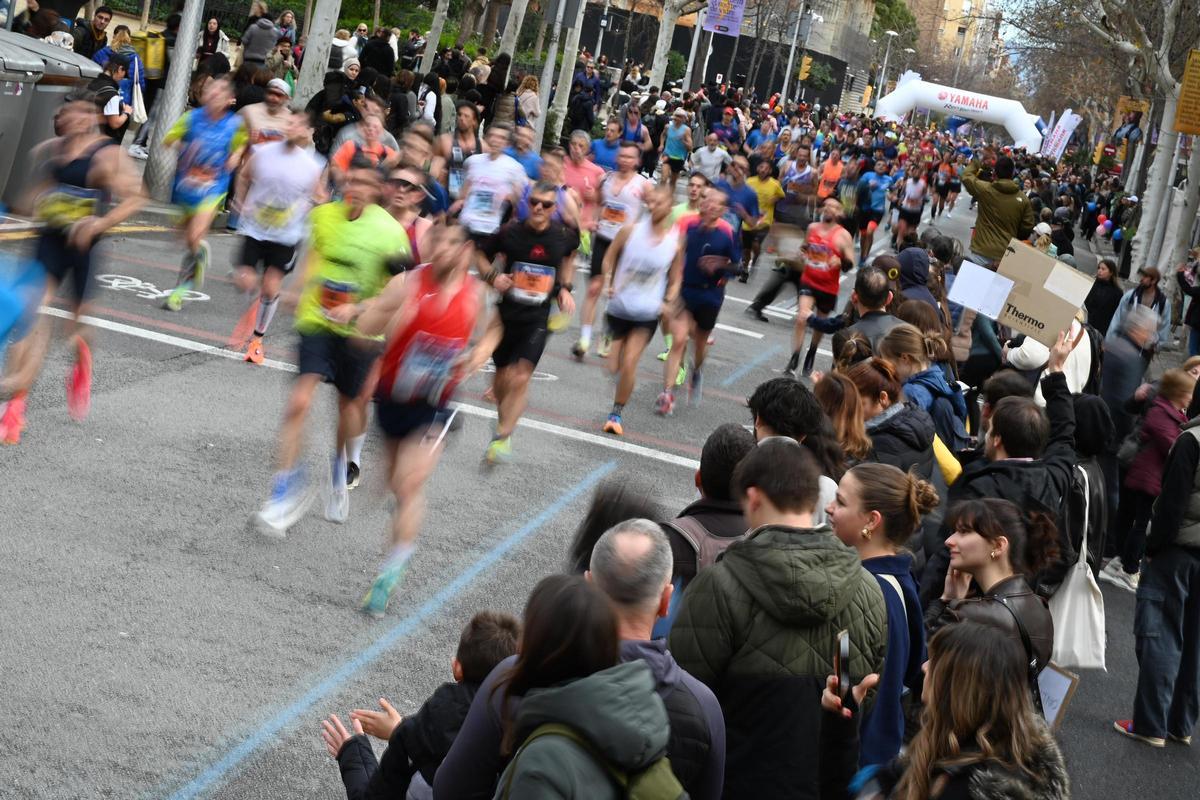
[875,73,1044,153]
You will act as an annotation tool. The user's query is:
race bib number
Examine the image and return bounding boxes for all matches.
[804,243,836,273]
[180,165,218,192]
[319,279,357,318]
[466,189,500,233]
[449,168,463,197]
[389,332,464,405]
[597,202,628,239]
[255,200,295,231]
[509,262,555,305]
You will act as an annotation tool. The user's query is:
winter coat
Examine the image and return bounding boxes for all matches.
[1147,417,1200,555]
[360,38,395,79]
[1100,332,1150,442]
[833,309,903,356]
[897,247,942,315]
[336,680,476,799]
[434,640,725,800]
[1178,270,1200,329]
[240,18,279,65]
[493,661,669,800]
[902,366,969,452]
[1105,285,1171,352]
[1084,278,1123,338]
[1125,395,1187,496]
[197,29,231,60]
[962,160,1036,261]
[865,401,936,479]
[669,523,888,799]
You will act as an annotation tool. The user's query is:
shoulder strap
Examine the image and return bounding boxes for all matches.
[878,573,908,624]
[1074,465,1090,563]
[997,597,1044,714]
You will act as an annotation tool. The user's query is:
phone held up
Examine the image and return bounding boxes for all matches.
[833,629,851,702]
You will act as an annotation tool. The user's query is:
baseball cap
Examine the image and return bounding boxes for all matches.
[655,99,667,112]
[1033,222,1052,236]
[1128,195,1139,203]
[267,78,292,97]
[1138,266,1161,281]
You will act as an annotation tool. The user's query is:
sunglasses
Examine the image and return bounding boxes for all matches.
[530,198,556,209]
[389,178,419,190]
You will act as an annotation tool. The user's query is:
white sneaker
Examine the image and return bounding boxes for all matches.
[1099,562,1139,593]
[128,144,149,160]
[324,457,349,523]
[254,471,313,539]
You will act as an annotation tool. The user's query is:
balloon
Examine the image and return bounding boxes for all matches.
[1098,214,1108,224]
[1087,201,1097,212]
[1096,225,1107,237]
[1113,228,1123,241]
[1104,219,1114,231]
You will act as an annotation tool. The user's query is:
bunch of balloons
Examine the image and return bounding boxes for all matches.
[1095,214,1115,237]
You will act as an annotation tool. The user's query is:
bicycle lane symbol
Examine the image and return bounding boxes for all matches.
[95,274,210,304]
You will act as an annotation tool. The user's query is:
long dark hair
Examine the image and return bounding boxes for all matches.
[945,498,1060,576]
[567,480,661,573]
[494,575,620,753]
[486,52,512,91]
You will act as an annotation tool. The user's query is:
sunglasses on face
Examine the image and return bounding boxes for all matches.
[389,178,418,190]
[530,198,556,209]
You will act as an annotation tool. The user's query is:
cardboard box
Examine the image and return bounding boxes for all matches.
[996,239,1094,346]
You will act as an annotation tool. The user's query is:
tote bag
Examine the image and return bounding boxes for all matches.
[131,60,148,125]
[1047,465,1106,670]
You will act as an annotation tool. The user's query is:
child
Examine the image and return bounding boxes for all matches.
[321,610,521,799]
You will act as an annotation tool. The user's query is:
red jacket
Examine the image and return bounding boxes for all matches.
[1126,396,1187,495]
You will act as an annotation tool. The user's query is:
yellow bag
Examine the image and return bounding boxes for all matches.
[932,434,962,486]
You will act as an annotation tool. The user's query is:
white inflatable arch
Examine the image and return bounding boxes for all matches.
[875,73,1043,153]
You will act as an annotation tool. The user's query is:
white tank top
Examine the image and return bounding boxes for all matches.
[596,173,648,241]
[608,217,679,322]
[238,141,324,246]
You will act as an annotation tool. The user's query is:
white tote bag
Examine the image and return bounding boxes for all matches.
[131,61,148,125]
[1048,466,1106,670]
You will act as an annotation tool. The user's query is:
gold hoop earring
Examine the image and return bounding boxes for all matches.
[862,527,872,541]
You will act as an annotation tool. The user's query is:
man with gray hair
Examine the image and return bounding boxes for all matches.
[587,520,726,800]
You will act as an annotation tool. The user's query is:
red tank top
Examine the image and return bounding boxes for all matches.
[800,224,842,295]
[376,265,478,407]
[405,220,421,264]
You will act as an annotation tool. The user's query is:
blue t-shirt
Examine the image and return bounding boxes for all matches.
[710,120,741,149]
[745,129,776,152]
[592,137,619,172]
[715,179,760,234]
[680,215,740,309]
[858,172,894,212]
[506,146,543,180]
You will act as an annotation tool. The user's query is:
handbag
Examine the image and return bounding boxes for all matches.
[1117,416,1144,468]
[131,60,148,125]
[1047,466,1107,670]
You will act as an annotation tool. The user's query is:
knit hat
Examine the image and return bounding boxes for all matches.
[342,58,360,75]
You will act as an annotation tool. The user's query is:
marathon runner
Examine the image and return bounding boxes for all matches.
[946,153,965,217]
[895,163,929,245]
[658,188,739,415]
[231,111,324,365]
[817,146,844,200]
[671,171,708,223]
[741,158,784,282]
[692,132,732,184]
[384,165,434,263]
[931,156,953,220]
[659,107,692,195]
[573,141,649,361]
[856,158,893,265]
[591,118,622,173]
[477,181,579,464]
[161,77,248,312]
[456,124,528,242]
[0,93,145,442]
[354,224,488,617]
[715,156,761,278]
[253,161,411,537]
[600,184,681,436]
[785,196,856,377]
[439,101,483,201]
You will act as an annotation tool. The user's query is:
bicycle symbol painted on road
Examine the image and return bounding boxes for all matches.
[95,274,210,303]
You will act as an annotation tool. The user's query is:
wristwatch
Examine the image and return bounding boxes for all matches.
[561,282,574,293]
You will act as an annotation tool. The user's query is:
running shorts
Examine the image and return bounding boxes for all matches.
[590,236,613,278]
[376,400,445,440]
[948,180,962,192]
[606,312,658,340]
[492,320,548,368]
[898,206,923,227]
[297,332,378,398]
[681,297,721,333]
[240,237,297,273]
[666,157,686,175]
[740,227,767,252]
[36,229,93,305]
[857,209,883,232]
[934,183,951,198]
[799,286,839,314]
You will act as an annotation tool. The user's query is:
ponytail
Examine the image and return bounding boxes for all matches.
[945,499,1060,577]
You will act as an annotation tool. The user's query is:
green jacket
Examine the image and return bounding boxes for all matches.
[962,160,1036,261]
[668,524,887,798]
[494,661,670,799]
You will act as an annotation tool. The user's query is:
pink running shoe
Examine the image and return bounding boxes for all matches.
[1,394,27,445]
[67,337,92,421]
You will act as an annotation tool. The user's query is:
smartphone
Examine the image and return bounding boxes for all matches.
[833,629,851,702]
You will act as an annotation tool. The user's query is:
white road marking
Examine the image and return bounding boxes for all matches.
[714,322,763,339]
[38,307,701,471]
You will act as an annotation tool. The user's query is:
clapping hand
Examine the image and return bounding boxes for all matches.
[350,697,403,741]
[320,713,363,758]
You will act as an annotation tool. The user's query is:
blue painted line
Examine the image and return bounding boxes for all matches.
[720,344,785,387]
[161,460,617,800]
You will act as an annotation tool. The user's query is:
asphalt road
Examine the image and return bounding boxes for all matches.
[1,202,1196,799]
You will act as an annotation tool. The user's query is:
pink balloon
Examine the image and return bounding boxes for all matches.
[1096,225,1107,237]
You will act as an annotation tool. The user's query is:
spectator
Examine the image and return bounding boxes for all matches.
[1050,205,1075,256]
[87,53,131,143]
[197,18,231,64]
[826,462,936,766]
[72,4,111,59]
[275,9,297,45]
[1101,368,1196,592]
[845,357,936,479]
[360,27,395,78]
[240,14,279,71]
[264,37,295,81]
[1071,393,1115,575]
[961,151,1036,266]
[1106,266,1171,354]
[895,247,942,317]
[566,481,660,574]
[417,71,441,128]
[515,75,540,128]
[93,25,145,113]
[479,53,511,127]
[879,323,969,451]
[1007,311,1093,405]
[830,266,901,356]
[329,29,358,70]
[565,82,595,137]
[1115,381,1200,747]
[1101,304,1159,443]
[813,371,872,464]
[669,439,887,798]
[321,611,520,798]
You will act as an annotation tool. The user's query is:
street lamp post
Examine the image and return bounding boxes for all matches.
[876,29,899,106]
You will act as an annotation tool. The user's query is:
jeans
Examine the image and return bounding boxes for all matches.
[749,268,802,313]
[1117,486,1156,574]
[1188,327,1200,358]
[1133,546,1200,739]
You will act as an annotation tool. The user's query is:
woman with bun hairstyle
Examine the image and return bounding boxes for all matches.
[827,462,939,766]
[845,357,936,479]
[879,323,970,452]
[926,498,1058,678]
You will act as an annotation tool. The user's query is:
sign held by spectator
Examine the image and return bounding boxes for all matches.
[996,240,1094,347]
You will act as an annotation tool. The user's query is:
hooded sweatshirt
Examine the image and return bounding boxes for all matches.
[669,524,887,799]
[897,247,941,314]
[903,366,969,451]
[962,159,1036,260]
[240,17,279,64]
[866,401,936,479]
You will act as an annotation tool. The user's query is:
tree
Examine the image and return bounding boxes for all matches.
[871,0,917,54]
[800,60,834,92]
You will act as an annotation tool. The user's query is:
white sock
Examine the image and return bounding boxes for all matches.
[254,294,278,336]
[580,324,593,343]
[382,541,416,573]
[331,452,347,490]
[347,433,365,466]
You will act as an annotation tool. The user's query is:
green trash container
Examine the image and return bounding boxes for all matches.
[0,34,44,207]
[0,30,101,209]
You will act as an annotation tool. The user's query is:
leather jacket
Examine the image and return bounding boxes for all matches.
[925,574,1054,674]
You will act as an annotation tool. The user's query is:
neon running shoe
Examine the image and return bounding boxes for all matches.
[655,390,675,416]
[688,366,704,407]
[67,338,92,421]
[1113,720,1165,748]
[485,435,512,464]
[163,287,185,312]
[596,333,612,358]
[244,336,264,365]
[0,395,27,445]
[360,562,409,618]
[193,239,210,290]
[603,413,624,436]
[254,470,313,539]
[675,363,688,387]
[657,334,673,361]
[571,340,589,361]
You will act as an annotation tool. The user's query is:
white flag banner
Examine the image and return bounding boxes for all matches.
[1042,109,1082,161]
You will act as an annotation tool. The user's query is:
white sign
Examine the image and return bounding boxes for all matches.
[947,260,1014,320]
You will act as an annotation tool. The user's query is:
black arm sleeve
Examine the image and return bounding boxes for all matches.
[1146,432,1200,556]
[335,735,380,800]
[818,709,862,800]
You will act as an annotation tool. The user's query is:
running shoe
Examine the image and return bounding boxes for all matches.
[0,396,27,445]
[163,287,185,312]
[485,435,512,464]
[244,336,265,365]
[347,461,361,490]
[66,338,92,421]
[801,348,817,377]
[360,562,409,619]
[1113,720,1165,747]
[571,340,589,361]
[127,144,149,160]
[254,470,313,539]
[1170,733,1193,745]
[325,455,349,523]
[744,307,769,322]
[1099,563,1139,593]
[193,239,210,290]
[603,413,624,436]
[675,362,687,387]
[655,390,675,416]
[596,333,612,358]
[688,365,704,407]
[737,269,749,283]
[656,334,673,361]
[784,351,800,377]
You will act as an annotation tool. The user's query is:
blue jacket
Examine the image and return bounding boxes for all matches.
[93,46,146,106]
[904,366,969,450]
[859,554,926,767]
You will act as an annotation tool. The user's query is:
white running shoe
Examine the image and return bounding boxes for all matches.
[254,471,313,539]
[324,457,350,523]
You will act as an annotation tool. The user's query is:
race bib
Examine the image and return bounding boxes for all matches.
[597,202,628,239]
[509,262,555,305]
[805,243,836,272]
[319,279,357,318]
[449,168,463,197]
[255,200,295,231]
[465,189,500,233]
[389,332,464,405]
[180,165,218,192]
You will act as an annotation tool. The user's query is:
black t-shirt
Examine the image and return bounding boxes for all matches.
[484,220,580,325]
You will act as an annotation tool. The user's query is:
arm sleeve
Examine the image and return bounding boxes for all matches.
[162,112,189,146]
[1039,372,1076,463]
[960,160,981,196]
[1177,272,1200,299]
[335,735,381,800]
[667,569,734,689]
[1146,432,1199,555]
[818,707,862,800]
[1006,337,1050,371]
[1106,294,1128,341]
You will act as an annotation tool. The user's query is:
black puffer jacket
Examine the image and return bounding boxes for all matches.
[865,402,936,479]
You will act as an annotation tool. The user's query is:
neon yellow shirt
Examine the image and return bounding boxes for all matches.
[746,176,785,228]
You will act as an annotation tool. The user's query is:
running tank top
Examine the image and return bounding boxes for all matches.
[608,217,679,322]
[238,140,324,246]
[596,174,646,241]
[448,130,482,198]
[404,220,421,263]
[801,225,842,295]
[376,265,479,408]
[901,177,926,212]
[664,123,688,160]
[621,118,644,144]
[35,139,114,232]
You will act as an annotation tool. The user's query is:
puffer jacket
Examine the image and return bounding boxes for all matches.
[669,523,888,799]
[493,661,670,799]
[924,574,1054,676]
[903,367,969,451]
[962,160,1036,261]
[1125,395,1187,496]
[866,401,936,479]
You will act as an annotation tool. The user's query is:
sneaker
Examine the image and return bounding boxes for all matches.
[0,396,27,445]
[784,351,800,376]
[193,240,210,290]
[1113,720,1165,747]
[655,390,675,416]
[1099,564,1139,593]
[744,306,769,322]
[485,435,512,465]
[596,333,612,358]
[127,144,149,160]
[244,336,265,365]
[675,363,688,387]
[656,334,673,361]
[325,456,349,523]
[360,562,409,619]
[603,413,624,436]
[66,339,92,421]
[1169,733,1193,745]
[254,470,313,539]
[346,461,361,490]
[688,366,703,407]
[571,340,589,361]
[801,348,817,377]
[163,287,185,312]
[737,269,749,283]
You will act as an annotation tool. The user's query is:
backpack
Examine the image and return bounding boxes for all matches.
[662,516,742,574]
[514,95,529,127]
[500,722,687,800]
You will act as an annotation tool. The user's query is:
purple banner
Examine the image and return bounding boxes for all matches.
[703,0,746,37]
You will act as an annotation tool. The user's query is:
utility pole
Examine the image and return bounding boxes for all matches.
[293,0,341,109]
[877,29,898,106]
[683,9,705,90]
[594,0,611,59]
[144,0,205,202]
[781,15,803,105]
[549,0,588,144]
[535,0,568,144]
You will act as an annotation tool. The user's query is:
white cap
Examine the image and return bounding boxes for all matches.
[267,78,292,97]
[1033,222,1052,236]
[1128,195,1139,202]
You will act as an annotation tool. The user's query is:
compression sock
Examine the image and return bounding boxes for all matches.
[254,294,279,337]
[580,324,593,345]
[347,433,366,466]
[611,402,624,416]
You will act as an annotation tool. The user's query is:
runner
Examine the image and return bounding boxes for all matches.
[456,123,528,243]
[354,224,489,616]
[599,184,682,436]
[946,152,965,217]
[931,156,953,220]
[816,146,843,200]
[477,181,579,464]
[659,107,692,195]
[785,196,856,377]
[563,129,605,230]
[715,156,761,280]
[671,171,708,223]
[591,118,622,173]
[692,132,732,184]
[0,93,145,442]
[384,165,434,263]
[515,149,582,230]
[253,161,410,537]
[894,162,928,245]
[856,158,893,265]
[741,158,784,282]
[572,141,649,361]
[657,188,739,415]
[326,114,398,192]
[161,77,248,312]
[231,111,324,365]
[239,77,293,145]
[438,100,483,201]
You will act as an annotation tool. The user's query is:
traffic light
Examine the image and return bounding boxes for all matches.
[799,56,813,81]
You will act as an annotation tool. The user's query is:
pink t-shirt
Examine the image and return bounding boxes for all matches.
[563,156,606,229]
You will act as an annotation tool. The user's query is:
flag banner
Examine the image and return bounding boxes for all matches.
[703,0,745,37]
